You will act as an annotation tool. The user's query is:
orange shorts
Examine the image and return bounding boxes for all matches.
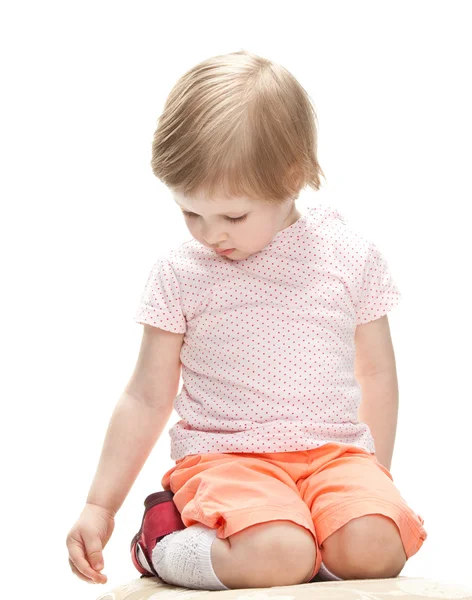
[161,442,427,579]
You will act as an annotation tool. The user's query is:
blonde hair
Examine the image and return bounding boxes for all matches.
[151,50,325,204]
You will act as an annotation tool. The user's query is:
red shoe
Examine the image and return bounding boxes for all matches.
[130,490,186,578]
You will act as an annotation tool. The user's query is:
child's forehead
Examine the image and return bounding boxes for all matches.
[173,191,256,214]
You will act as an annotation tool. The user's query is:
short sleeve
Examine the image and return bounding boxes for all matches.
[134,256,187,333]
[355,242,402,325]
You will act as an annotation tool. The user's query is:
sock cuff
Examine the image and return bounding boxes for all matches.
[195,526,229,590]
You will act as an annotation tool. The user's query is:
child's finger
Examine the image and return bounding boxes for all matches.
[70,559,108,584]
[82,530,104,572]
[68,547,102,582]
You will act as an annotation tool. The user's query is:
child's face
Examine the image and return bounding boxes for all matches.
[173,190,301,260]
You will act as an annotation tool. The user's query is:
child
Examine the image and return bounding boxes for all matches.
[66,50,427,590]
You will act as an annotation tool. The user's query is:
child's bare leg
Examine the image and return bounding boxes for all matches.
[211,521,317,589]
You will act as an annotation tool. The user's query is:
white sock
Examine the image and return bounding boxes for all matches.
[151,524,229,590]
[316,561,343,581]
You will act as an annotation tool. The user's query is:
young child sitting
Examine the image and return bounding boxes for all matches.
[66,49,427,590]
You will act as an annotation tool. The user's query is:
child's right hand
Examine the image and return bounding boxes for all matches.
[66,503,116,585]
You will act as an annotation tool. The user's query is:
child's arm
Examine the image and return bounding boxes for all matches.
[355,315,399,471]
[357,368,399,471]
[85,324,184,516]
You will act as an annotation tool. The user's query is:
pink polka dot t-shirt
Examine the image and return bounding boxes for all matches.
[135,204,401,461]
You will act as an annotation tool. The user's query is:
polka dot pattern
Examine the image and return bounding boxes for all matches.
[135,203,401,461]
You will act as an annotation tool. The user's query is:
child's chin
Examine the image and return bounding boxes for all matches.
[229,250,255,260]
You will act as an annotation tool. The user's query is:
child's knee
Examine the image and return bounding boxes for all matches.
[213,521,317,588]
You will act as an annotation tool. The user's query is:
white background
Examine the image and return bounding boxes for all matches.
[1,2,471,598]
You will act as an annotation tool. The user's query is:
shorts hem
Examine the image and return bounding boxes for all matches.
[194,502,316,539]
[315,496,427,558]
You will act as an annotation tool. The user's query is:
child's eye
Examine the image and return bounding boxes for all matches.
[182,211,247,224]
[225,215,248,223]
